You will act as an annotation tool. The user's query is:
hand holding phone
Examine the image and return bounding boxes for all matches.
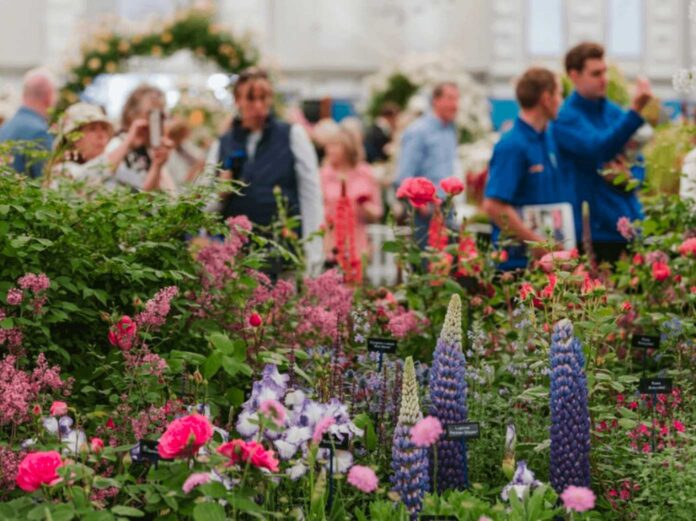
[149,110,162,147]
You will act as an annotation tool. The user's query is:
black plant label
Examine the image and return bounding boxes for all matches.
[639,378,672,394]
[420,516,458,520]
[367,337,397,354]
[132,439,170,464]
[631,335,660,349]
[445,422,480,440]
[319,434,350,450]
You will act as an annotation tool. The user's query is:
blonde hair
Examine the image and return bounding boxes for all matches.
[326,127,360,167]
[121,85,164,130]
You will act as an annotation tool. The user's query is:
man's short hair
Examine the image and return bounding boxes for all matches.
[565,42,605,74]
[233,67,272,97]
[515,67,557,109]
[432,82,458,100]
[379,101,400,118]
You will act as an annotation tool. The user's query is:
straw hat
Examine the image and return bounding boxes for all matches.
[60,102,113,136]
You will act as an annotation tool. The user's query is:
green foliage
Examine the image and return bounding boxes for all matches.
[366,73,419,121]
[643,123,696,195]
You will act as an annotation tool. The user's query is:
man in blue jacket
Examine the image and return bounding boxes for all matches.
[483,67,573,270]
[0,68,57,179]
[554,42,653,263]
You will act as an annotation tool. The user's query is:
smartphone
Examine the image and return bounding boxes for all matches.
[149,109,162,147]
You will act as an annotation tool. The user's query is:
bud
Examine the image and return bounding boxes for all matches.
[90,437,105,454]
[193,370,204,385]
[99,311,111,322]
[249,312,262,327]
[32,404,42,416]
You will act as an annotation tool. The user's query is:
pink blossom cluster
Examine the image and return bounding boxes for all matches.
[17,273,50,293]
[616,217,635,240]
[386,309,427,339]
[297,270,354,339]
[135,286,179,329]
[131,403,173,440]
[607,479,641,507]
[0,445,25,494]
[0,353,66,427]
[0,326,23,351]
[6,288,23,306]
[122,346,169,382]
[196,216,252,289]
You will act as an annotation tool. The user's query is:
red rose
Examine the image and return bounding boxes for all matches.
[49,401,68,417]
[218,439,280,472]
[678,238,696,256]
[16,451,63,492]
[440,176,465,196]
[158,414,213,459]
[519,282,534,301]
[108,315,137,350]
[249,312,263,327]
[621,301,632,312]
[632,253,644,266]
[396,177,438,208]
[651,261,671,282]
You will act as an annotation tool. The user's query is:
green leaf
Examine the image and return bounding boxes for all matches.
[202,351,223,379]
[82,512,116,521]
[47,504,76,521]
[222,355,252,377]
[110,506,144,518]
[0,317,14,328]
[192,503,226,521]
[618,418,637,429]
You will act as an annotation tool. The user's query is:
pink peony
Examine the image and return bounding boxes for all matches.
[616,216,635,240]
[15,451,63,492]
[217,439,279,472]
[90,437,104,454]
[396,177,438,208]
[651,261,671,282]
[678,237,696,256]
[561,485,596,512]
[347,465,379,493]
[258,399,286,427]
[158,414,213,459]
[410,416,443,447]
[182,472,211,494]
[312,416,336,444]
[49,401,68,417]
[108,316,137,351]
[440,176,465,196]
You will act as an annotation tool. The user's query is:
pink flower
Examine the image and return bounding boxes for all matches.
[135,286,179,329]
[90,438,104,454]
[217,439,279,472]
[258,399,286,427]
[32,404,42,416]
[440,176,465,196]
[182,472,210,494]
[346,465,378,493]
[540,273,557,299]
[632,253,644,265]
[108,316,137,351]
[312,416,336,444]
[651,261,671,282]
[248,312,263,327]
[17,273,50,293]
[158,414,213,459]
[6,288,23,306]
[16,451,63,492]
[49,401,68,417]
[396,177,438,208]
[519,282,534,301]
[678,237,696,256]
[560,485,596,512]
[621,301,632,312]
[616,217,635,240]
[674,420,685,433]
[410,416,443,447]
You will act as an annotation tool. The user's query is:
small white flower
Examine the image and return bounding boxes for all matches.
[287,462,307,480]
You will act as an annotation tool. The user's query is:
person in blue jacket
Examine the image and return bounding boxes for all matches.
[554,42,653,264]
[483,67,573,270]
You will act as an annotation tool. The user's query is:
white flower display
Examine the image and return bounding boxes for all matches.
[363,50,493,140]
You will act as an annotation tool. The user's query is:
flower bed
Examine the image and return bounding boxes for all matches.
[0,171,694,520]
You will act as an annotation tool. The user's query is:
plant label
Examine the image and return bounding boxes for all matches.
[420,516,458,520]
[319,434,350,450]
[367,338,397,354]
[639,378,672,394]
[631,335,660,349]
[445,422,480,440]
[131,439,169,464]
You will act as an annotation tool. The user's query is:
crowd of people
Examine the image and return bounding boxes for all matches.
[0,40,689,275]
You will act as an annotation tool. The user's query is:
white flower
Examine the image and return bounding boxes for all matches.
[287,462,307,480]
[42,417,59,435]
[63,429,87,454]
[236,410,259,438]
[274,439,299,460]
[284,426,312,446]
[284,390,306,408]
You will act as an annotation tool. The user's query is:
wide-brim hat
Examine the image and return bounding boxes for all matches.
[59,102,113,137]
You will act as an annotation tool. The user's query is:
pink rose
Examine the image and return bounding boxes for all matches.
[49,401,68,417]
[651,261,671,282]
[440,176,465,196]
[217,439,279,472]
[678,237,696,256]
[90,437,104,454]
[396,177,438,208]
[16,451,63,492]
[158,414,213,459]
[108,316,137,350]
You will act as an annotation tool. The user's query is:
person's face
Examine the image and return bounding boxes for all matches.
[569,58,607,99]
[540,78,563,120]
[432,85,459,123]
[75,122,112,161]
[236,81,272,130]
[324,141,348,167]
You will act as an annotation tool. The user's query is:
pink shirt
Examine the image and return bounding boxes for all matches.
[320,162,383,260]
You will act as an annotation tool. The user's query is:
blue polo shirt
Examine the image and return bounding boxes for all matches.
[554,91,645,243]
[0,106,52,179]
[485,117,573,269]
